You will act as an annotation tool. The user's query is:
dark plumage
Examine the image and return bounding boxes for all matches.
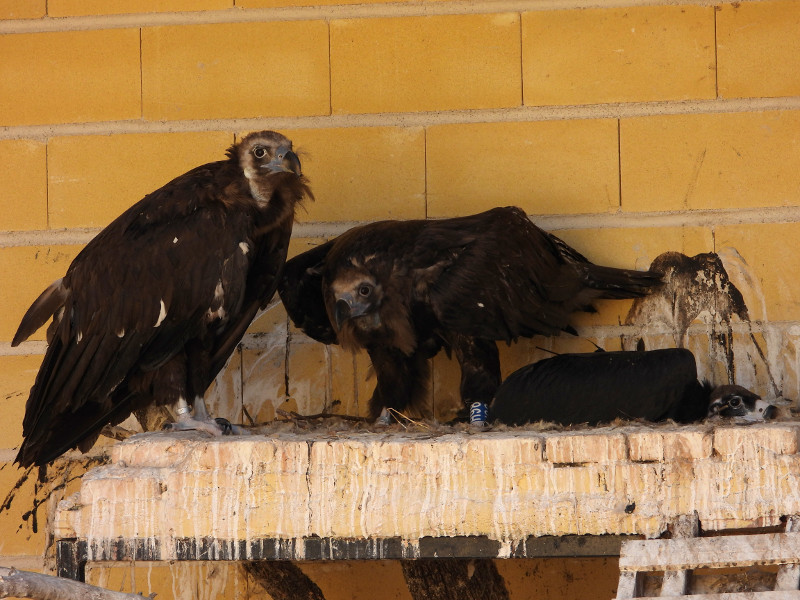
[490,348,776,426]
[12,131,312,467]
[278,206,662,422]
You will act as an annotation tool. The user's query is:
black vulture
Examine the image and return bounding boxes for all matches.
[490,348,776,426]
[278,206,662,425]
[12,131,312,467]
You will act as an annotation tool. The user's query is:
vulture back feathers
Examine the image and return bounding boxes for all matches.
[12,130,312,467]
[279,206,662,420]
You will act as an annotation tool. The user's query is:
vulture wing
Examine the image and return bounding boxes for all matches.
[490,348,702,426]
[413,206,660,342]
[277,239,339,345]
[14,162,253,465]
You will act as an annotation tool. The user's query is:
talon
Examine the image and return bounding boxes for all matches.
[215,417,233,435]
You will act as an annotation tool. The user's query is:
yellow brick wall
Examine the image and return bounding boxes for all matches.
[1,1,799,598]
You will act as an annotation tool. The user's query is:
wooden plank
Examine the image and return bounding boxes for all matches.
[615,571,643,599]
[776,517,800,591]
[634,593,800,600]
[620,533,800,572]
[660,514,699,597]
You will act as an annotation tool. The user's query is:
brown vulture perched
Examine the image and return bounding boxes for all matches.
[278,206,662,425]
[12,130,312,467]
[490,348,776,426]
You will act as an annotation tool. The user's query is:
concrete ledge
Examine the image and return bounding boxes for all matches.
[54,422,800,562]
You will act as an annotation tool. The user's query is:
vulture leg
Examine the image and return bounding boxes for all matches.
[166,396,248,435]
[450,334,501,426]
[165,343,248,435]
[366,345,432,422]
[167,396,228,435]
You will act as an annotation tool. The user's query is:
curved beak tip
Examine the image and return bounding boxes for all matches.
[334,298,351,330]
[285,150,302,177]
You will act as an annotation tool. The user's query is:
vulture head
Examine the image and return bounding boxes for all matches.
[707,384,776,422]
[234,130,308,207]
[329,269,384,332]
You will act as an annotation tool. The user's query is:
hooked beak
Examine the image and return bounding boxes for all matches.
[741,398,777,422]
[265,146,302,176]
[333,293,370,330]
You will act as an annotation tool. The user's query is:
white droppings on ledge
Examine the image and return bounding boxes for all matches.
[62,422,800,561]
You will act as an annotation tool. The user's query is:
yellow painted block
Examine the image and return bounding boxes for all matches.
[621,111,800,211]
[498,557,621,600]
[204,347,243,426]
[248,300,287,335]
[288,127,426,222]
[330,13,520,114]
[242,347,288,424]
[0,245,83,342]
[142,21,329,120]
[0,139,47,231]
[0,0,45,18]
[718,1,800,99]
[0,29,140,126]
[522,5,715,105]
[298,562,411,600]
[426,120,619,217]
[0,462,46,556]
[88,562,248,600]
[49,0,230,16]
[328,346,363,417]
[0,355,43,450]
[287,340,331,416]
[48,132,233,229]
[715,223,800,322]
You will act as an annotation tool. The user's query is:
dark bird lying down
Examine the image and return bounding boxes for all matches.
[490,348,776,426]
[279,206,663,425]
[12,131,312,467]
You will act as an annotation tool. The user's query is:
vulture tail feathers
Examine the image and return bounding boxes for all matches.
[11,279,67,346]
[17,388,138,467]
[580,264,663,298]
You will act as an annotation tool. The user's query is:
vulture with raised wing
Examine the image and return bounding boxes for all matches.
[278,206,662,424]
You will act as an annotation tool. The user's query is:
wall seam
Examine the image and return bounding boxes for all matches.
[3,96,800,141]
[0,0,773,34]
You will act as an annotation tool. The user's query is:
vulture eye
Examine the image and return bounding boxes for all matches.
[253,146,268,159]
[728,396,742,408]
[358,284,373,297]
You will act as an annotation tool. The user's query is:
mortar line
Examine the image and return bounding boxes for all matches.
[518,11,524,108]
[423,126,428,219]
[138,28,144,121]
[44,139,50,230]
[326,20,333,118]
[713,4,720,99]
[0,0,773,34]
[5,205,800,249]
[616,118,623,211]
[3,96,799,141]
[5,319,797,358]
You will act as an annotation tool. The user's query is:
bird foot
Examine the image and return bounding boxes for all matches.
[164,416,249,436]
